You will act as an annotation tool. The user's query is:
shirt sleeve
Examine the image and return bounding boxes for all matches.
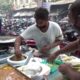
[20,27,33,40]
[54,22,64,40]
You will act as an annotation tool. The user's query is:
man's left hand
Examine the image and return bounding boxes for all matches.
[40,45,51,54]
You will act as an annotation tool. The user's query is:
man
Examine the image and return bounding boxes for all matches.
[15,7,63,59]
[48,1,80,80]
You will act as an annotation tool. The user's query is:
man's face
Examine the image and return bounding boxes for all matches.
[68,11,80,30]
[68,11,75,25]
[36,19,48,29]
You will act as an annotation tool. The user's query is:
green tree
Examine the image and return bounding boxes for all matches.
[0,0,12,13]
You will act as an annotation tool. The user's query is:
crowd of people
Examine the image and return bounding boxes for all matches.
[0,17,35,36]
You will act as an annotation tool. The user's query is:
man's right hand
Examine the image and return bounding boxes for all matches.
[14,36,23,60]
[15,49,23,60]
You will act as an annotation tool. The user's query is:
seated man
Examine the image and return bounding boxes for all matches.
[14,7,63,59]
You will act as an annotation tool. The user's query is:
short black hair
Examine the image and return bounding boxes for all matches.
[34,7,49,20]
[69,1,80,20]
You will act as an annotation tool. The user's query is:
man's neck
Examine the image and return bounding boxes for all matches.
[40,26,48,32]
[39,22,49,33]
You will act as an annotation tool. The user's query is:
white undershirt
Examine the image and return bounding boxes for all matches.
[20,21,64,54]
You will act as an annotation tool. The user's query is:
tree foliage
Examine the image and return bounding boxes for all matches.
[0,0,12,13]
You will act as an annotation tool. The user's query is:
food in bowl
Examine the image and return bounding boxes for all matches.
[7,54,28,66]
[10,55,26,61]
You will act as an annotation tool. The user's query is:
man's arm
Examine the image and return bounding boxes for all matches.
[51,22,64,49]
[47,38,80,62]
[40,39,63,55]
[14,36,24,59]
[60,38,80,53]
[49,38,63,49]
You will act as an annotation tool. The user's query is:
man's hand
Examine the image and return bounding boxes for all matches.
[40,45,51,54]
[47,53,57,62]
[47,50,60,62]
[15,49,23,60]
[33,51,49,58]
[59,64,80,80]
[59,64,72,74]
[15,54,22,60]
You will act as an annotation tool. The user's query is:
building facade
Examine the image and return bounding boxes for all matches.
[12,0,38,10]
[11,0,53,10]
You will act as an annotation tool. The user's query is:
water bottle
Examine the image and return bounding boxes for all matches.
[25,50,34,64]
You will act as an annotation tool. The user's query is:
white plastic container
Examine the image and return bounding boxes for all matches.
[7,54,28,67]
